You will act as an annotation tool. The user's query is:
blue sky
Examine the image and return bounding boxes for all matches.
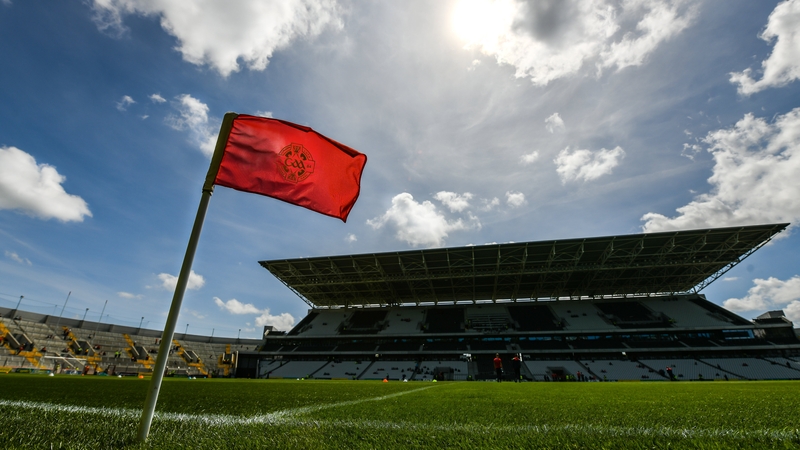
[2,0,800,338]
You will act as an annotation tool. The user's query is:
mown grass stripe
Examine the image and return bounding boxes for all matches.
[1,393,798,443]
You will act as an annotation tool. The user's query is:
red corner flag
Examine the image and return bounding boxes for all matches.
[208,113,367,222]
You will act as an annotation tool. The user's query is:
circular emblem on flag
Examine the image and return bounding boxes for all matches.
[278,143,315,183]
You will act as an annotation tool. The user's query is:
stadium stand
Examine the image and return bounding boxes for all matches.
[265,360,328,379]
[0,308,257,377]
[764,356,800,371]
[422,340,468,352]
[340,310,387,334]
[361,361,418,380]
[423,308,465,333]
[638,358,741,381]
[550,302,612,331]
[378,309,425,335]
[698,357,800,380]
[466,304,514,332]
[313,361,368,379]
[239,224,800,380]
[507,304,563,331]
[580,359,664,381]
[523,360,588,381]
[377,340,421,352]
[4,224,800,383]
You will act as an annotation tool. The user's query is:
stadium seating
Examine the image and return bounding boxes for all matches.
[647,297,736,327]
[507,304,563,331]
[465,304,513,332]
[336,341,379,352]
[265,360,328,378]
[0,309,256,377]
[580,359,663,381]
[313,360,368,379]
[522,360,588,381]
[361,361,418,380]
[3,292,800,383]
[415,360,469,381]
[594,301,672,329]
[287,310,349,337]
[423,308,465,333]
[377,340,422,352]
[638,358,740,381]
[378,309,425,335]
[421,340,468,351]
[699,357,800,380]
[549,302,611,331]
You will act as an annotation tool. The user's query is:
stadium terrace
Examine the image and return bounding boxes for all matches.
[3,223,800,382]
[238,223,800,381]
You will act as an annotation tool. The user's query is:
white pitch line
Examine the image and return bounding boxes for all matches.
[0,385,434,427]
[1,391,798,442]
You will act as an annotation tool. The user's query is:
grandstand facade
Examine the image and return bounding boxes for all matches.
[3,223,799,382]
[239,223,800,381]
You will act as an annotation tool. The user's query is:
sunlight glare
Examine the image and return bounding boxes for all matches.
[451,0,513,45]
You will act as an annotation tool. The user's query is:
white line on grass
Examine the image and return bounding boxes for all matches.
[1,391,798,442]
[0,385,434,427]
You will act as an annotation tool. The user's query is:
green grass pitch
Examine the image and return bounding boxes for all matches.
[0,374,798,449]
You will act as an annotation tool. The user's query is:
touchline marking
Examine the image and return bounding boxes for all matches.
[0,386,434,427]
[1,393,798,442]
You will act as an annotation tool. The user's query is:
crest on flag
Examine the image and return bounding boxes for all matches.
[278,143,315,183]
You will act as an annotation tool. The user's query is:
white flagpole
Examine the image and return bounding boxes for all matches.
[137,112,238,442]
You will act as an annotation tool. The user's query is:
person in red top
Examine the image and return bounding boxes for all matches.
[493,353,503,382]
[512,354,522,382]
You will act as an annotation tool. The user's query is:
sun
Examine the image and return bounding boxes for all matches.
[451,0,512,44]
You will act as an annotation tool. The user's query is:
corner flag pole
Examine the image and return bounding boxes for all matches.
[137,112,239,442]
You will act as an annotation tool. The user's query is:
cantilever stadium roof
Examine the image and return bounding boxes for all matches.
[260,223,788,308]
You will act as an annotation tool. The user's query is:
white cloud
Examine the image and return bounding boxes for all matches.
[730,0,800,95]
[214,297,261,315]
[255,110,273,118]
[452,0,695,86]
[117,291,142,299]
[480,197,500,211]
[520,151,539,165]
[5,250,31,266]
[149,93,166,103]
[505,191,526,207]
[116,95,135,111]
[367,193,477,247]
[681,142,702,160]
[214,296,295,330]
[722,277,739,282]
[140,115,149,120]
[723,276,800,321]
[434,191,473,212]
[785,301,800,323]
[166,94,217,157]
[345,233,357,243]
[90,0,343,77]
[157,269,205,291]
[642,108,800,232]
[255,311,295,331]
[545,113,565,133]
[188,310,206,319]
[0,146,91,222]
[554,146,625,183]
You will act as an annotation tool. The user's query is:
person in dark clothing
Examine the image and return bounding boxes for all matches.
[512,354,522,382]
[493,353,503,382]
